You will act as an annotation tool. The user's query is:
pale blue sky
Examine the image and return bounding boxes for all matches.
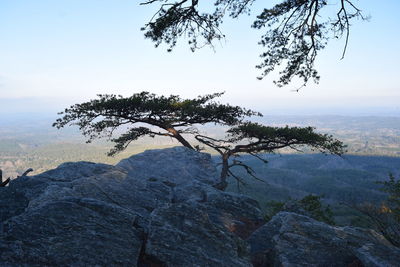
[0,0,399,115]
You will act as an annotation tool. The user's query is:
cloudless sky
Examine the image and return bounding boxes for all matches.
[0,0,399,115]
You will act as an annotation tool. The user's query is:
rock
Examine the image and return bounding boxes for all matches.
[117,146,219,186]
[205,191,265,239]
[1,198,143,266]
[1,162,144,266]
[0,147,258,266]
[0,186,28,223]
[38,161,118,181]
[247,211,400,267]
[145,202,251,267]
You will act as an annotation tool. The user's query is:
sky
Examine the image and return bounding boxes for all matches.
[0,0,399,116]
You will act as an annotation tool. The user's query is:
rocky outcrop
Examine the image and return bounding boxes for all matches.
[0,147,262,266]
[146,202,251,266]
[1,147,399,266]
[247,211,400,267]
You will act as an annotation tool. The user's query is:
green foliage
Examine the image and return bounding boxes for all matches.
[353,202,400,247]
[264,200,285,221]
[299,195,335,225]
[378,174,400,221]
[227,122,346,155]
[347,173,400,246]
[53,91,260,155]
[141,0,365,86]
[264,194,335,225]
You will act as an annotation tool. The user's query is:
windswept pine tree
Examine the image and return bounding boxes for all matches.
[55,92,345,189]
[53,92,260,155]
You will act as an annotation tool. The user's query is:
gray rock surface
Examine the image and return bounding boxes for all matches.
[116,146,219,186]
[247,211,400,267]
[1,197,143,266]
[0,147,261,266]
[146,202,251,267]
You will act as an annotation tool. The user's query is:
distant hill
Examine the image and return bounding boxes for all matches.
[1,114,399,178]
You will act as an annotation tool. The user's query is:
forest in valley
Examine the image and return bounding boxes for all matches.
[1,114,399,177]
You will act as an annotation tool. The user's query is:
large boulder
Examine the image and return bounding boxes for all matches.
[0,197,143,266]
[0,161,146,266]
[247,211,400,267]
[145,202,251,266]
[0,147,262,266]
[116,146,219,186]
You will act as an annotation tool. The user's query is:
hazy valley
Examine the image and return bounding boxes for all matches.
[1,114,399,177]
[1,114,399,225]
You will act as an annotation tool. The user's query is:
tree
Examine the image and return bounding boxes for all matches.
[53,91,260,156]
[378,173,400,221]
[140,0,365,87]
[54,92,344,190]
[350,202,400,247]
[0,169,10,187]
[0,168,33,187]
[343,174,400,247]
[264,194,335,224]
[196,122,345,189]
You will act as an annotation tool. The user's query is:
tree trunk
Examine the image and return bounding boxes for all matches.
[166,127,194,150]
[0,169,10,187]
[214,153,229,190]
